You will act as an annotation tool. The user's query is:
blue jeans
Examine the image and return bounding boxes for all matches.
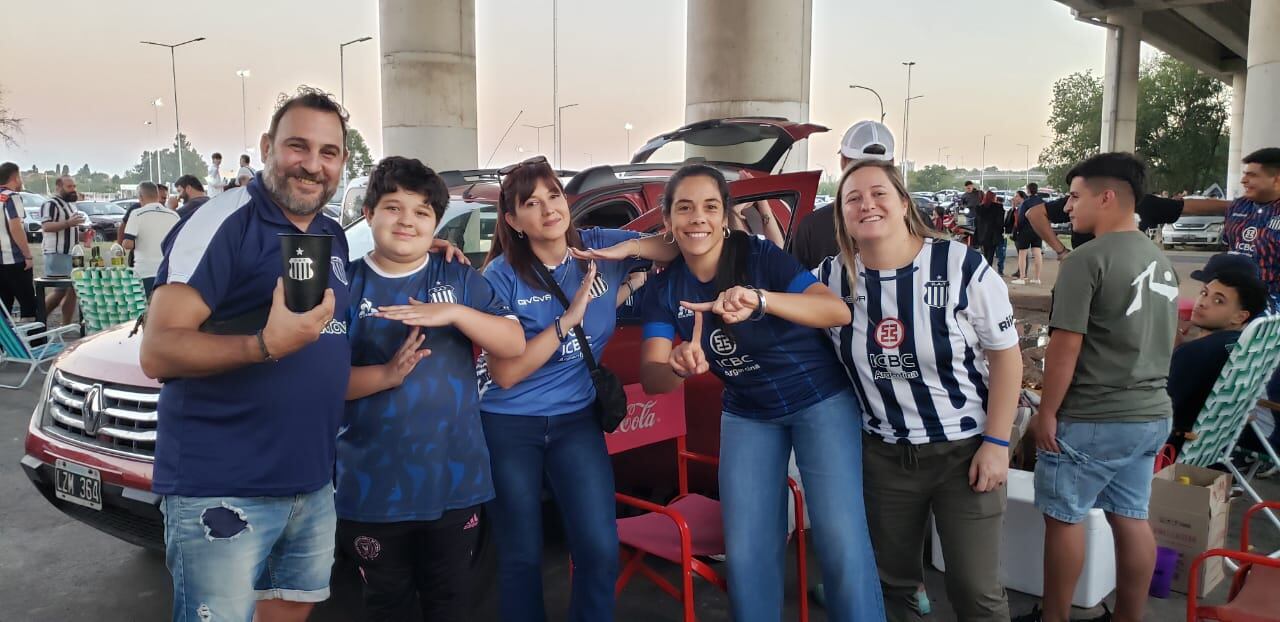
[994,237,1007,274]
[481,406,619,622]
[160,483,337,621]
[720,389,884,622]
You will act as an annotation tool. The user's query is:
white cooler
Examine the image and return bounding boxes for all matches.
[929,469,1117,608]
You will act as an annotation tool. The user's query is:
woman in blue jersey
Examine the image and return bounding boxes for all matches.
[814,159,1022,621]
[478,156,677,622]
[619,163,884,621]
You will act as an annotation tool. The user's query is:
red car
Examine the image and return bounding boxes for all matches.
[21,117,827,550]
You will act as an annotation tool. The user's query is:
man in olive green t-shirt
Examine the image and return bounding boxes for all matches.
[1018,154,1177,622]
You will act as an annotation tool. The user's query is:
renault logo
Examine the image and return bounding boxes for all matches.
[82,384,105,436]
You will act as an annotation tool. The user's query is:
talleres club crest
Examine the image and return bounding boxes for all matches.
[288,248,315,281]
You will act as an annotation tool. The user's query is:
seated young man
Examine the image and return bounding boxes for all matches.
[1168,254,1268,451]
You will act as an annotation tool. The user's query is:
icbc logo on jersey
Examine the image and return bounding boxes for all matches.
[1243,226,1259,243]
[874,318,905,349]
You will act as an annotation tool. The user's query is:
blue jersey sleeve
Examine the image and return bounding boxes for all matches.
[757,237,817,294]
[156,218,239,311]
[580,227,648,279]
[2,195,16,220]
[640,272,677,341]
[462,265,514,317]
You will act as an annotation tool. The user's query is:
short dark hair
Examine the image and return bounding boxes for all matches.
[1016,190,1027,199]
[267,86,349,147]
[241,154,251,165]
[174,174,204,192]
[212,152,222,160]
[0,162,18,185]
[1243,147,1280,175]
[362,156,449,221]
[1064,152,1145,205]
[1027,182,1039,194]
[157,183,169,192]
[1212,268,1268,322]
[964,180,974,187]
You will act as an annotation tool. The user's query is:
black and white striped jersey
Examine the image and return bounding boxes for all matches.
[815,239,1018,445]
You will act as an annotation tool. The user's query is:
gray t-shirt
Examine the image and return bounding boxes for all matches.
[1049,230,1178,421]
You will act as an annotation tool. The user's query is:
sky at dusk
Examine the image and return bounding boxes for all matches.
[1,0,1162,182]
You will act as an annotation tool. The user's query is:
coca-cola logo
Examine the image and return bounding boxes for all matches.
[617,400,658,433]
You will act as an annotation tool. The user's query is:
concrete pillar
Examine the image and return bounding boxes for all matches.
[1227,72,1247,198]
[1101,9,1141,153]
[379,0,478,171]
[685,0,812,171]
[1241,0,1280,157]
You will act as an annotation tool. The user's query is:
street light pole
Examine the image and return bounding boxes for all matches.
[143,121,156,182]
[980,134,993,188]
[523,123,553,155]
[624,122,633,160]
[901,62,917,179]
[848,85,885,123]
[1017,143,1030,185]
[339,36,373,111]
[937,146,949,165]
[557,103,578,169]
[235,70,251,151]
[141,37,205,178]
[151,98,164,183]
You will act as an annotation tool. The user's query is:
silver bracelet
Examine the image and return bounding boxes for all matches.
[750,288,768,321]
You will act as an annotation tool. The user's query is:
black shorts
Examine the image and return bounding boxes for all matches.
[337,505,484,622]
[1014,228,1042,251]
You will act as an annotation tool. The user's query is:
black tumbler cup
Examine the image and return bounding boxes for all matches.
[279,233,333,312]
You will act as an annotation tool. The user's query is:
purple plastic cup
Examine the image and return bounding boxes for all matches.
[1149,545,1179,598]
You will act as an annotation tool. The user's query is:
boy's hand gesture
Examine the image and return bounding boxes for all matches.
[382,327,431,388]
[375,298,459,328]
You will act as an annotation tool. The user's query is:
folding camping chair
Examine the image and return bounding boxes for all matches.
[606,385,810,622]
[1187,501,1280,621]
[1178,314,1280,561]
[0,304,78,389]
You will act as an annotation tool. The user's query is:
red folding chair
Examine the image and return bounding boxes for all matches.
[1187,501,1280,621]
[605,384,809,622]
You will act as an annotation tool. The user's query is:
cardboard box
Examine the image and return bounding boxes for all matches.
[1149,464,1233,597]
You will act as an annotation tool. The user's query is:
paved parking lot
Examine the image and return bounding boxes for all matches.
[2,246,1276,621]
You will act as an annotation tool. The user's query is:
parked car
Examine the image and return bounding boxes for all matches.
[19,192,48,242]
[1161,214,1226,250]
[22,117,828,551]
[75,201,127,241]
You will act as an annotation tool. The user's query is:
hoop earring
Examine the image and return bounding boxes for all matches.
[662,230,675,244]
[515,229,525,239]
[723,226,730,239]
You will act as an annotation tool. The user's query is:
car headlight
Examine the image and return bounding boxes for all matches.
[30,366,56,430]
[1207,224,1223,233]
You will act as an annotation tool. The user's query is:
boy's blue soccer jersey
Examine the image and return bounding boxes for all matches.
[337,253,514,522]
[641,236,850,420]
[479,228,646,416]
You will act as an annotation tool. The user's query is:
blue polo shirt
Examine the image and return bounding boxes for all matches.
[337,254,513,522]
[152,175,352,497]
[640,236,850,420]
[479,227,645,416]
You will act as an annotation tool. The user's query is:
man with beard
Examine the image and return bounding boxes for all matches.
[40,175,86,323]
[172,174,210,218]
[141,87,354,622]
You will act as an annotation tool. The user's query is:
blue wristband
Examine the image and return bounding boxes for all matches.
[982,435,1010,447]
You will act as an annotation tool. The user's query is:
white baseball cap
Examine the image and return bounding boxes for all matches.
[838,120,895,162]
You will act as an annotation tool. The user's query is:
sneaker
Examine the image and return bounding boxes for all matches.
[1010,605,1041,622]
[1030,279,1042,285]
[1011,279,1027,285]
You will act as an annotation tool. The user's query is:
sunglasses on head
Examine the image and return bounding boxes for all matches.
[499,155,549,176]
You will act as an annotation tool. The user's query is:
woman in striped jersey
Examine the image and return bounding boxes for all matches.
[815,159,1022,622]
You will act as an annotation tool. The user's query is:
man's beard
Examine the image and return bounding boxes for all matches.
[60,191,77,202]
[262,162,337,217]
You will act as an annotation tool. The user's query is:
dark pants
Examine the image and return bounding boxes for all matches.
[863,434,1010,622]
[0,262,37,318]
[337,506,484,622]
[995,238,1007,275]
[142,276,155,298]
[481,406,619,622]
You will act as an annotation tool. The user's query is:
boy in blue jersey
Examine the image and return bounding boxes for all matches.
[337,156,525,621]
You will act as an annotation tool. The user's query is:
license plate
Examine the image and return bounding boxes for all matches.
[54,459,102,511]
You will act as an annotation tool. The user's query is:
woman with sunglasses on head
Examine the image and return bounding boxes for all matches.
[814,159,1021,621]
[478,156,677,622]
[593,163,885,621]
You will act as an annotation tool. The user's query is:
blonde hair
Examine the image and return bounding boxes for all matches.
[831,159,943,295]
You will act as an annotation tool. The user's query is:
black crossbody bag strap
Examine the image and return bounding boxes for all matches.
[531,260,600,371]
